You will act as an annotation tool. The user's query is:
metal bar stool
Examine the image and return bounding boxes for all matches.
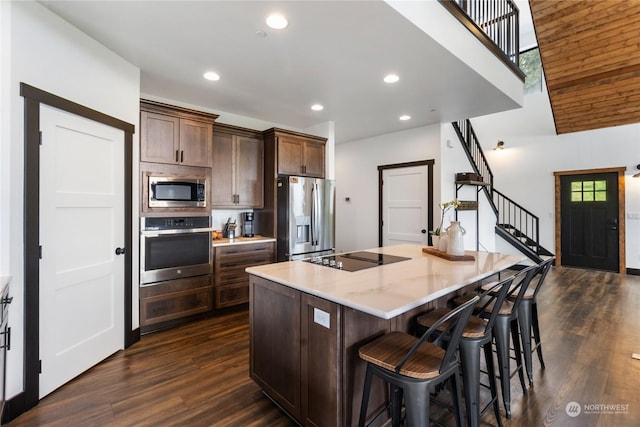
[516,257,554,386]
[487,265,538,419]
[358,296,479,427]
[417,275,516,427]
[463,264,538,419]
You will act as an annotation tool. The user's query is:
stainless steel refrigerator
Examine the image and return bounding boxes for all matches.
[276,176,335,261]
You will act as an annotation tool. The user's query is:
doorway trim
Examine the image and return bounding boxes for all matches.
[553,167,626,274]
[14,83,136,418]
[377,160,435,247]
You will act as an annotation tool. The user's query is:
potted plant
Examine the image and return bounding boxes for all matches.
[430,199,459,249]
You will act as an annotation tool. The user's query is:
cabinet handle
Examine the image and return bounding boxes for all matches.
[180,150,184,163]
[175,150,179,162]
[302,165,306,174]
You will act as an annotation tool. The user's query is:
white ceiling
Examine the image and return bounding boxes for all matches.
[40,0,533,143]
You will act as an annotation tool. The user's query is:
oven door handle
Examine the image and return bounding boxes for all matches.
[141,228,213,236]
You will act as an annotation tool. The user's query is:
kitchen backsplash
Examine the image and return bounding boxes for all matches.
[211,209,252,235]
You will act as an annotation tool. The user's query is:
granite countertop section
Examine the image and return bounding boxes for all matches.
[212,235,276,247]
[246,244,525,319]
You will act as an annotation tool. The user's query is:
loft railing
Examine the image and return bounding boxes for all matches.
[452,119,495,210]
[493,189,542,254]
[439,0,521,72]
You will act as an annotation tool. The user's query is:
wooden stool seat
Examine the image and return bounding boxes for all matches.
[417,308,488,339]
[358,331,445,379]
[481,281,535,299]
[358,296,479,427]
[453,294,514,315]
[521,288,535,299]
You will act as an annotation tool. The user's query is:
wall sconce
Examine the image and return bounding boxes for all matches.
[633,164,640,178]
[494,140,505,150]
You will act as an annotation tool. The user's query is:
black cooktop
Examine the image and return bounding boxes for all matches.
[305,251,411,272]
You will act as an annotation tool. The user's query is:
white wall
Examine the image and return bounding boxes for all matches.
[1,0,11,276]
[335,124,441,252]
[3,1,140,399]
[335,82,640,271]
[471,89,640,269]
[440,124,497,252]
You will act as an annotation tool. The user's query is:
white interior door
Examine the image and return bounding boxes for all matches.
[382,166,430,246]
[39,104,125,398]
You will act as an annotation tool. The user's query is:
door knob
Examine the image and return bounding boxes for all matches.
[421,229,427,234]
[115,247,126,255]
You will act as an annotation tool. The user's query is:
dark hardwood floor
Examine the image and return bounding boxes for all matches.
[6,266,640,426]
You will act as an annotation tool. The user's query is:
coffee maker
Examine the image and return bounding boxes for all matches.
[242,212,254,237]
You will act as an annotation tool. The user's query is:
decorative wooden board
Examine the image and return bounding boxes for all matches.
[422,247,475,261]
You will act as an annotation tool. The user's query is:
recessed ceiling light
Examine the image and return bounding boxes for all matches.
[311,104,324,111]
[384,74,400,83]
[399,115,411,121]
[203,71,220,81]
[266,13,288,30]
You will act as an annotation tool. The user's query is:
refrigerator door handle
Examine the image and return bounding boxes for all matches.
[311,182,320,246]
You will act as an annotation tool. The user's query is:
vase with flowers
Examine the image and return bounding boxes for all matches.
[430,199,459,250]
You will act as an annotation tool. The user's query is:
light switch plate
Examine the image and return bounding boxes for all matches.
[314,307,330,329]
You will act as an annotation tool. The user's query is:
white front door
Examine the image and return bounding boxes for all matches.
[382,165,430,246]
[39,105,125,398]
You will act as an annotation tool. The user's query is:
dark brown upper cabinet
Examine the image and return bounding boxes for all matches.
[264,128,326,178]
[212,124,264,208]
[140,100,218,168]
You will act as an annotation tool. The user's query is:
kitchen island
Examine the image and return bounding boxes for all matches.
[247,244,524,426]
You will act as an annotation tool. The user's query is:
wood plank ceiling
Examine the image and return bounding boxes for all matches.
[529,0,640,134]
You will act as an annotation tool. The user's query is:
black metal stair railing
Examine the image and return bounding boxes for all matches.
[452,120,552,261]
[452,119,496,214]
[493,189,545,256]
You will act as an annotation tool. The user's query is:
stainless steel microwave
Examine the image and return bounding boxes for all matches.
[149,176,207,208]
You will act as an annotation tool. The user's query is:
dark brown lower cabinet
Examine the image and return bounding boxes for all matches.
[250,277,301,417]
[250,275,418,427]
[140,274,213,332]
[300,293,341,426]
[250,278,341,425]
[214,242,275,308]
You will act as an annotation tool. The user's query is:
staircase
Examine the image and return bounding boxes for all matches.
[452,119,553,263]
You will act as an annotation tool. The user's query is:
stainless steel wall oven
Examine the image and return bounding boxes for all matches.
[140,216,212,285]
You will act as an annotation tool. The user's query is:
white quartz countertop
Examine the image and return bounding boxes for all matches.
[246,244,525,319]
[212,235,275,247]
